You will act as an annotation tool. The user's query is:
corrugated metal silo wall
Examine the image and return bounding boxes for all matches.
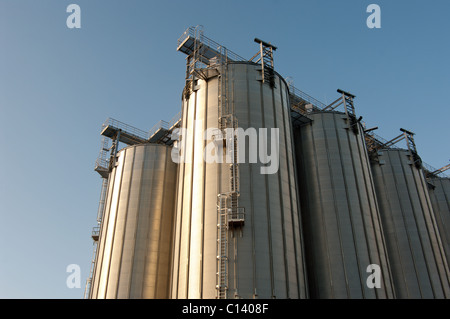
[371,149,450,298]
[90,144,177,299]
[293,111,395,298]
[171,62,308,299]
[427,177,450,268]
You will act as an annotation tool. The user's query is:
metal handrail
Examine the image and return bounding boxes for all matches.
[92,227,100,237]
[423,162,450,178]
[147,111,182,139]
[177,26,196,48]
[148,120,169,138]
[168,111,182,128]
[95,157,109,169]
[367,131,403,150]
[102,117,149,140]
[289,85,328,110]
[178,26,246,63]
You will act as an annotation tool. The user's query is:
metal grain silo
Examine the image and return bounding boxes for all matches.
[170,58,308,299]
[292,103,395,298]
[370,148,450,298]
[90,143,177,299]
[427,177,450,268]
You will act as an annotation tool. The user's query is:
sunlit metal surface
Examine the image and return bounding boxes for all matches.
[171,62,308,299]
[90,144,177,299]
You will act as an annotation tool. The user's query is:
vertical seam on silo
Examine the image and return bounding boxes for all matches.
[333,114,361,298]
[186,87,198,298]
[298,123,314,298]
[430,183,446,250]
[439,180,450,263]
[259,79,275,298]
[377,151,407,297]
[430,179,450,287]
[167,146,178,298]
[410,158,447,296]
[104,149,126,298]
[362,137,395,298]
[277,76,291,298]
[323,113,350,298]
[342,120,367,298]
[391,150,421,298]
[440,180,450,275]
[285,81,302,298]
[129,147,144,299]
[114,146,136,298]
[285,96,308,299]
[153,146,169,298]
[246,66,256,298]
[174,99,189,299]
[293,130,308,298]
[355,128,380,298]
[363,129,393,298]
[425,179,450,295]
[137,145,156,298]
[399,150,434,297]
[312,113,334,298]
[271,75,285,298]
[169,147,181,299]
[199,79,208,299]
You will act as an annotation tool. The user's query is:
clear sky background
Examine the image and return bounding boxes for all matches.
[0,0,448,298]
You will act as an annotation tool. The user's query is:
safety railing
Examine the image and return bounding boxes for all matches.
[102,117,149,141]
[422,162,450,178]
[148,119,169,139]
[148,111,182,139]
[95,157,109,170]
[178,26,246,63]
[168,111,182,128]
[365,131,399,150]
[177,26,196,48]
[91,227,100,240]
[289,85,328,110]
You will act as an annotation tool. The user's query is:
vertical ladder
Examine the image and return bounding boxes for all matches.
[251,38,277,88]
[338,89,359,134]
[323,89,359,134]
[84,240,98,299]
[86,131,115,298]
[216,194,229,299]
[215,46,244,299]
[216,46,230,299]
[401,128,422,168]
[96,178,108,223]
[84,176,107,299]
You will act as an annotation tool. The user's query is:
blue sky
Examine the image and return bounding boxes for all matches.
[0,0,448,298]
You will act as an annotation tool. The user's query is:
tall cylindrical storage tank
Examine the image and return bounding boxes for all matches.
[293,111,395,298]
[371,149,450,298]
[427,177,450,266]
[90,144,177,299]
[171,62,308,299]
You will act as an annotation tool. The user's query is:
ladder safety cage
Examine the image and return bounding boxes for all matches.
[323,89,360,134]
[250,38,277,88]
